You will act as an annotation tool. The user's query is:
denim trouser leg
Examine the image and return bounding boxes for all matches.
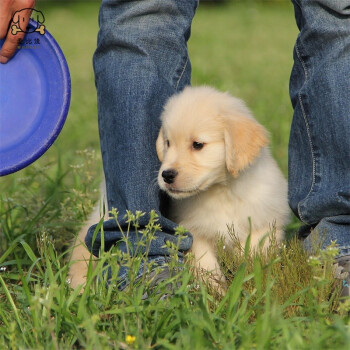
[289,0,350,257]
[87,0,198,286]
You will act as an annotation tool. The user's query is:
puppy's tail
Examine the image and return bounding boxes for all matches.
[68,180,107,290]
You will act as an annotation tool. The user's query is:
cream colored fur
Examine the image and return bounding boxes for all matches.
[68,183,107,289]
[156,86,289,282]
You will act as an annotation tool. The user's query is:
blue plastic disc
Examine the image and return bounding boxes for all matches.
[0,19,71,176]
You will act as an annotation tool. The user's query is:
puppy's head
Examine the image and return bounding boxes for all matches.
[156,86,269,199]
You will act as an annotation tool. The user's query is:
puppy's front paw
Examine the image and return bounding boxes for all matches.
[190,236,227,294]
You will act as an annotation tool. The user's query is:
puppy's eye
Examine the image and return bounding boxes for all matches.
[166,140,170,147]
[192,141,204,150]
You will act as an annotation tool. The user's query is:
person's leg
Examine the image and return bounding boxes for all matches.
[88,0,198,288]
[289,0,350,256]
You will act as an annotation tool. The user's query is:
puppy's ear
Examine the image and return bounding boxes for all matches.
[156,126,164,162]
[224,114,269,177]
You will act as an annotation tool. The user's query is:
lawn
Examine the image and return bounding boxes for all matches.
[0,1,349,349]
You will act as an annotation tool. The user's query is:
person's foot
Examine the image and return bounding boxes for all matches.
[108,256,182,299]
[334,255,350,299]
[140,265,179,300]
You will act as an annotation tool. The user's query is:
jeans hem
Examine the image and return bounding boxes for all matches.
[336,247,350,259]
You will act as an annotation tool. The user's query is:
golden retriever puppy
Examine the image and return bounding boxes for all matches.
[69,86,289,290]
[156,86,289,282]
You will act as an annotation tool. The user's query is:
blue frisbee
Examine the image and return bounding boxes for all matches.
[0,19,71,176]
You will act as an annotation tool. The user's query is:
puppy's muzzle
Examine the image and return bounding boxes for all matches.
[162,169,178,184]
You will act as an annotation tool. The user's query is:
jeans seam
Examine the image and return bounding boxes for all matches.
[336,247,350,259]
[175,55,189,90]
[295,42,315,225]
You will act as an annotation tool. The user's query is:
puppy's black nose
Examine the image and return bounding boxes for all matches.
[162,169,178,184]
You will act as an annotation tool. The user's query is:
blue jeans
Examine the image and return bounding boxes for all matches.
[289,0,350,257]
[85,0,198,286]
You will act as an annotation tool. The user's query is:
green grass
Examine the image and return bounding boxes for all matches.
[1,1,350,349]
